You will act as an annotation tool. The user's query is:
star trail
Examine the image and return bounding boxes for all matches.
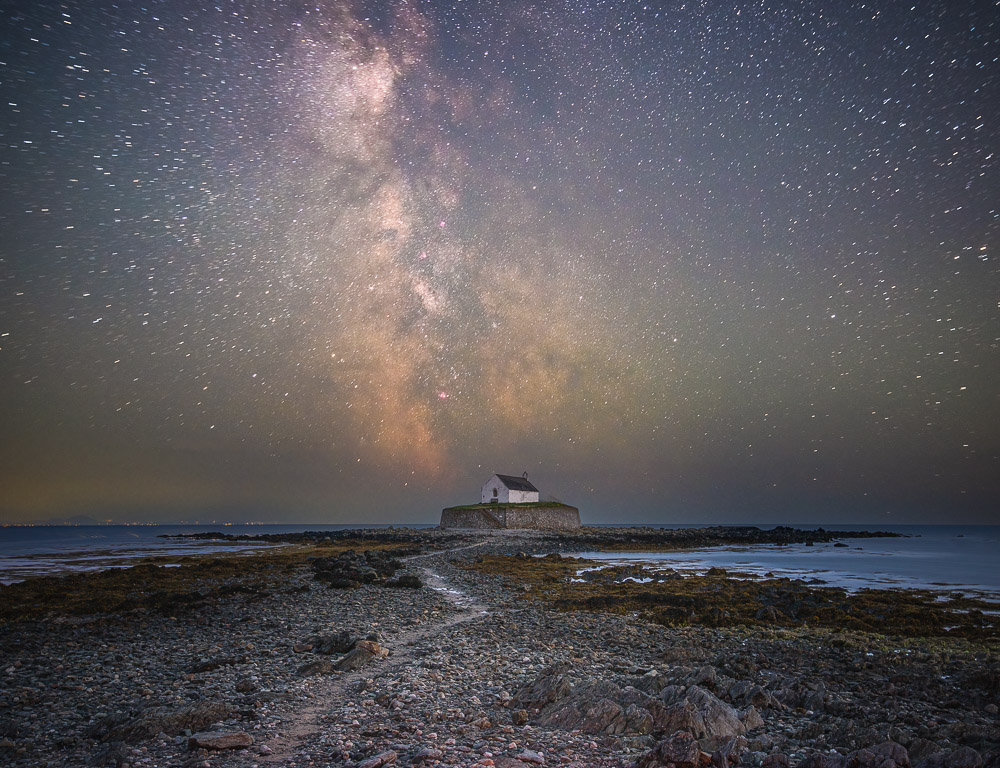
[0,1,997,524]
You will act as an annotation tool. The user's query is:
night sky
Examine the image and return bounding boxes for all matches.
[1,1,997,526]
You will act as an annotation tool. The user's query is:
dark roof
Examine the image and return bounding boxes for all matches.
[494,473,539,492]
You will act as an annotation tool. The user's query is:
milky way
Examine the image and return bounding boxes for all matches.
[1,1,997,524]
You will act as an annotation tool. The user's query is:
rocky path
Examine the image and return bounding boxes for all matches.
[256,546,493,765]
[404,541,493,564]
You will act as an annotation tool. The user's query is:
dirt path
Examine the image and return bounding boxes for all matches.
[259,544,491,763]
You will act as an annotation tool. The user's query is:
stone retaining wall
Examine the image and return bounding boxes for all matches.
[440,504,581,530]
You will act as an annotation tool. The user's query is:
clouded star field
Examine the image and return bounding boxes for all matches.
[1,1,996,524]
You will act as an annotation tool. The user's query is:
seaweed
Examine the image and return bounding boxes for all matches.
[0,540,414,623]
[462,554,999,642]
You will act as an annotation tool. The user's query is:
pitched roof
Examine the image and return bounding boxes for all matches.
[494,473,539,492]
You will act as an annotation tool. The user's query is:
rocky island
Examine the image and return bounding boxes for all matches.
[0,526,996,768]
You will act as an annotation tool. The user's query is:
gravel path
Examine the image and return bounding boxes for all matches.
[258,549,492,765]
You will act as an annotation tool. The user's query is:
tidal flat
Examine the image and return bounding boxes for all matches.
[0,527,996,768]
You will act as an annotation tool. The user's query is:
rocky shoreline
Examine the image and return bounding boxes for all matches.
[162,524,900,551]
[0,528,996,768]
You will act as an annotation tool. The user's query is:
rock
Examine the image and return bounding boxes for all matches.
[88,740,130,767]
[385,573,423,589]
[537,677,667,735]
[534,679,635,734]
[496,759,526,768]
[234,677,257,693]
[94,700,231,744]
[636,730,702,768]
[626,702,655,734]
[512,664,571,711]
[356,750,398,768]
[728,681,779,711]
[335,639,387,672]
[855,742,911,768]
[756,606,782,623]
[740,707,765,732]
[798,755,845,768]
[694,666,719,690]
[523,674,747,742]
[311,631,358,655]
[713,737,750,768]
[312,550,404,588]
[567,697,628,734]
[517,749,546,764]
[762,755,790,768]
[188,656,242,673]
[298,658,338,676]
[916,748,983,768]
[908,742,941,765]
[188,731,253,751]
[658,685,749,747]
[356,639,388,656]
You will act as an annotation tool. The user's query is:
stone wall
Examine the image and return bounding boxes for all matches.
[439,503,581,530]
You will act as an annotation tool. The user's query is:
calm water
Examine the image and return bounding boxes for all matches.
[575,524,1000,599]
[0,523,434,584]
[1,523,996,597]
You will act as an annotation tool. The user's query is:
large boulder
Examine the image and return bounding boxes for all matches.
[658,685,757,747]
[536,680,657,735]
[512,669,764,747]
[512,664,572,711]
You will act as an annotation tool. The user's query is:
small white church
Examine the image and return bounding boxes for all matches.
[440,471,580,530]
[481,473,540,504]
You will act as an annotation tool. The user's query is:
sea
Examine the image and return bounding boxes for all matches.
[575,524,1000,601]
[0,523,997,600]
[0,523,434,585]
